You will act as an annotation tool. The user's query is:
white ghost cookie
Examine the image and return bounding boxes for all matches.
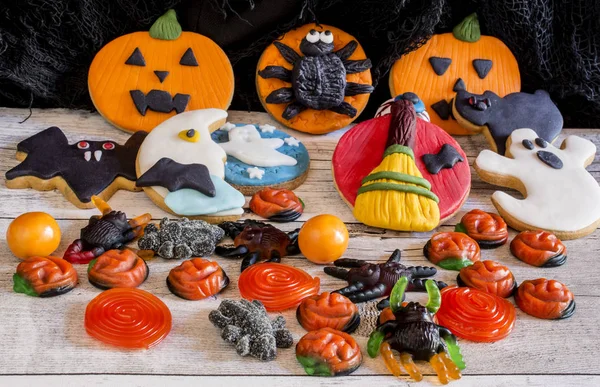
[475,128,600,239]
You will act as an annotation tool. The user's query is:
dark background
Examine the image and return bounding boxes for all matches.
[1,0,599,127]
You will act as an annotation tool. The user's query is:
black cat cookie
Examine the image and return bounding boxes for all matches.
[452,89,563,154]
[5,127,146,208]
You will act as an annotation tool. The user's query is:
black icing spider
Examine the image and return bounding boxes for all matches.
[258,29,374,119]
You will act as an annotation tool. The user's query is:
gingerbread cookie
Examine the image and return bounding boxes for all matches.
[475,128,600,239]
[211,123,310,195]
[89,10,234,133]
[453,89,563,154]
[389,13,520,135]
[5,127,146,208]
[256,23,373,134]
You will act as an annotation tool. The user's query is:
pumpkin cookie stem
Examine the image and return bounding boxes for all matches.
[149,9,182,40]
[453,13,481,43]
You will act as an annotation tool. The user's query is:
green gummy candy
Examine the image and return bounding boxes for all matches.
[13,273,38,297]
[296,355,333,376]
[438,258,474,271]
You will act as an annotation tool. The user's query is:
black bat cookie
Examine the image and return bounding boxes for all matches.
[5,126,146,204]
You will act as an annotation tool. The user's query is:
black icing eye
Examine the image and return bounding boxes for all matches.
[429,57,452,76]
[522,139,534,150]
[186,129,196,138]
[473,59,493,79]
[306,29,320,43]
[102,142,115,150]
[180,48,199,66]
[77,141,90,150]
[535,138,548,148]
[125,47,145,66]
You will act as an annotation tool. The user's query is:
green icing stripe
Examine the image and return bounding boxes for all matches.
[357,182,439,203]
[361,171,431,190]
[383,145,414,159]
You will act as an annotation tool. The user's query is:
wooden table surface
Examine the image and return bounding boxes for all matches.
[0,108,599,387]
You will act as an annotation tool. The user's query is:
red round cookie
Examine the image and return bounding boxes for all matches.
[332,115,470,221]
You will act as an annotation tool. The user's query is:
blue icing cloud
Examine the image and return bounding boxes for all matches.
[164,175,245,215]
[211,124,310,186]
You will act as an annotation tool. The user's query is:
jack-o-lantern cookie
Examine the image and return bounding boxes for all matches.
[510,230,567,267]
[257,24,373,134]
[389,13,520,135]
[136,109,245,223]
[14,256,78,297]
[89,10,234,133]
[515,279,575,319]
[456,209,508,248]
[88,249,149,290]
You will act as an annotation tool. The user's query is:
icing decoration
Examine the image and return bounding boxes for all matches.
[247,167,265,179]
[424,232,481,270]
[88,249,148,289]
[5,127,146,207]
[429,57,452,75]
[390,13,521,135]
[137,158,215,196]
[522,139,534,150]
[259,124,276,133]
[368,277,464,384]
[298,214,348,264]
[167,258,229,300]
[85,288,172,349]
[63,196,151,264]
[324,249,447,304]
[218,125,297,167]
[375,92,430,122]
[474,128,600,238]
[472,59,493,79]
[256,23,373,134]
[510,230,567,267]
[422,144,464,174]
[537,150,563,169]
[353,100,440,231]
[284,137,300,147]
[455,209,508,248]
[515,279,575,320]
[535,138,548,148]
[215,220,300,272]
[333,103,470,223]
[453,89,563,154]
[296,327,362,376]
[457,260,516,298]
[296,292,360,333]
[14,256,77,297]
[6,212,61,260]
[220,122,236,131]
[88,10,234,133]
[249,187,304,222]
[436,286,516,342]
[138,217,225,259]
[178,128,199,142]
[238,263,320,312]
[208,299,294,361]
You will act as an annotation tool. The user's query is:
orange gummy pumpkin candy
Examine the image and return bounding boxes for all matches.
[88,249,149,289]
[456,209,508,248]
[167,258,229,300]
[296,292,359,333]
[85,288,172,349]
[296,327,362,376]
[249,188,304,222]
[424,231,480,270]
[510,230,567,267]
[457,260,516,298]
[515,279,575,320]
[14,256,77,297]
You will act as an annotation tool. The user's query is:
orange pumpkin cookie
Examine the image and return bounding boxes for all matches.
[457,260,516,298]
[515,279,575,319]
[296,292,359,333]
[456,209,508,248]
[389,13,520,135]
[89,10,234,133]
[510,230,567,267]
[14,256,78,297]
[256,24,373,134]
[167,258,229,300]
[424,231,480,270]
[296,327,362,376]
[88,249,149,289]
[249,188,304,222]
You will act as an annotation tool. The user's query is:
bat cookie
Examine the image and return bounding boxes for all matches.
[475,128,600,240]
[453,89,563,154]
[5,127,146,208]
[136,109,245,223]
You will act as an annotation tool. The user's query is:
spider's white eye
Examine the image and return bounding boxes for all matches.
[306,29,319,43]
[320,30,334,44]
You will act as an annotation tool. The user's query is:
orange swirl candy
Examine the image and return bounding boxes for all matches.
[297,292,359,333]
[88,249,149,289]
[510,231,567,267]
[14,256,78,297]
[238,262,320,312]
[85,288,172,349]
[296,327,362,376]
[515,279,575,319]
[457,260,516,298]
[457,209,508,248]
[167,258,229,300]
[435,286,516,342]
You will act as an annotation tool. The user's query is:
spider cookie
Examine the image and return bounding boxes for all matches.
[5,127,146,209]
[256,23,373,134]
[453,89,563,154]
[475,128,600,239]
[136,109,245,222]
[212,123,310,195]
[89,10,234,133]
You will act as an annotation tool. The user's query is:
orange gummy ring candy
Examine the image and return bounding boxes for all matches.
[238,263,320,312]
[85,288,172,349]
[435,286,516,342]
